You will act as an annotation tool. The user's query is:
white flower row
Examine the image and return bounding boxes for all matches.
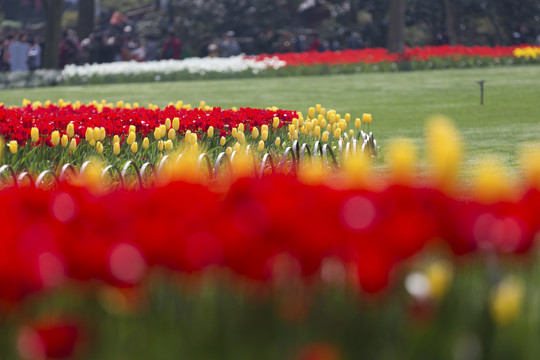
[61,55,286,80]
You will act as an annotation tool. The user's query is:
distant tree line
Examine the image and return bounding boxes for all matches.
[1,0,539,68]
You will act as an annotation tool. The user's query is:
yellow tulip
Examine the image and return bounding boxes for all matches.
[261,130,268,141]
[165,118,171,130]
[51,131,60,147]
[349,129,355,138]
[257,140,264,152]
[199,100,206,109]
[172,117,180,131]
[130,142,138,154]
[314,126,321,139]
[232,128,238,138]
[490,276,525,326]
[31,127,39,142]
[275,137,281,147]
[320,119,327,129]
[308,107,315,119]
[261,124,268,133]
[319,107,326,116]
[158,140,164,151]
[426,260,453,300]
[321,131,329,143]
[126,131,136,145]
[386,138,417,184]
[207,126,214,138]
[345,113,351,122]
[154,127,162,140]
[333,128,341,139]
[113,135,120,144]
[225,146,232,156]
[66,123,74,138]
[355,118,361,129]
[237,131,246,144]
[69,138,77,154]
[85,127,94,142]
[272,117,280,129]
[220,136,226,146]
[238,123,244,133]
[142,137,149,150]
[190,133,197,143]
[9,140,17,154]
[362,113,372,124]
[168,128,176,141]
[252,127,259,139]
[89,139,96,147]
[233,142,241,151]
[165,140,173,151]
[113,141,120,155]
[338,119,347,132]
[159,125,166,138]
[129,125,136,134]
[96,141,103,155]
[61,134,69,147]
[100,127,106,141]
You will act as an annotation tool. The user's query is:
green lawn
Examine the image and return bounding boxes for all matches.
[2,65,539,177]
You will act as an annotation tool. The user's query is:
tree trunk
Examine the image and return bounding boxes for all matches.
[444,0,457,45]
[387,0,406,53]
[77,0,95,41]
[43,0,64,69]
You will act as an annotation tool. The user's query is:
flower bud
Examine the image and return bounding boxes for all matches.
[172,117,180,131]
[252,127,259,139]
[261,130,268,141]
[129,125,136,134]
[232,128,238,138]
[127,131,136,145]
[158,140,164,151]
[168,128,176,141]
[272,117,280,129]
[159,125,166,138]
[100,127,106,141]
[261,124,268,133]
[220,136,226,146]
[113,141,120,155]
[345,113,351,122]
[85,127,94,142]
[96,141,103,154]
[321,131,329,143]
[338,119,347,131]
[165,140,173,151]
[362,113,372,124]
[237,131,245,144]
[154,127,161,140]
[66,123,74,138]
[333,128,341,139]
[113,135,120,144]
[142,137,149,150]
[355,118,361,129]
[207,126,214,138]
[308,107,315,119]
[9,140,17,154]
[130,142,138,154]
[61,134,69,147]
[257,140,264,152]
[51,131,60,147]
[238,123,244,133]
[31,127,40,142]
[275,137,281,147]
[69,138,77,154]
[165,118,171,130]
[225,146,232,156]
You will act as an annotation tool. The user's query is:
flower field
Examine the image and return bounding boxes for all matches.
[2,98,540,359]
[56,45,540,86]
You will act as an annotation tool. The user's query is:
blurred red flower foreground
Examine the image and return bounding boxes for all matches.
[2,174,539,305]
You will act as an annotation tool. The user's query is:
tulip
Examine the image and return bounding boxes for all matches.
[252,127,259,139]
[129,125,136,134]
[66,123,74,138]
[273,117,280,129]
[85,127,94,142]
[220,136,226,146]
[238,123,244,133]
[321,131,329,143]
[362,113,372,124]
[237,131,246,144]
[100,127,106,141]
[154,127,162,140]
[386,138,417,184]
[261,124,268,133]
[314,126,321,139]
[345,113,351,122]
[425,260,453,300]
[490,276,525,326]
[355,118,361,129]
[320,119,327,129]
[96,141,103,155]
[142,137,149,150]
[159,125,166,138]
[257,140,264,152]
[338,119,347,131]
[199,100,206,109]
[31,127,39,143]
[232,128,238,138]
[127,132,136,145]
[168,128,176,141]
[165,140,173,151]
[190,133,197,144]
[158,140,164,151]
[113,141,120,155]
[69,138,77,154]
[233,142,241,151]
[9,140,17,154]
[165,118,171,130]
[113,135,120,144]
[172,117,180,131]
[51,131,60,147]
[207,126,214,138]
[130,142,138,154]
[261,130,268,141]
[225,146,232,156]
[61,135,69,147]
[333,128,341,139]
[275,137,281,147]
[308,107,315,119]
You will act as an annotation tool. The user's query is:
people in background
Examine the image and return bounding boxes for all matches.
[160,31,182,60]
[27,37,41,71]
[9,33,30,72]
[219,31,241,57]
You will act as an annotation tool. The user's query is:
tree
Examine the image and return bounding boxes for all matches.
[77,0,95,40]
[43,0,64,69]
[443,0,457,45]
[387,0,406,52]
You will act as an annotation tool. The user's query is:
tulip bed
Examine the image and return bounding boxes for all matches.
[57,45,540,86]
[3,101,540,359]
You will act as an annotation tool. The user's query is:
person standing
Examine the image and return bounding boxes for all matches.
[160,31,182,60]
[27,37,41,71]
[9,33,30,72]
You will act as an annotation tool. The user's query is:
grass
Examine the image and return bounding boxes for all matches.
[2,65,539,178]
